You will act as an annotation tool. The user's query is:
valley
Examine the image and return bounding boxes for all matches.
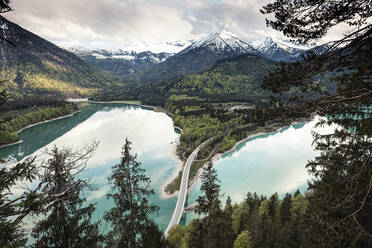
[0,102,317,232]
[0,15,328,200]
[0,15,319,233]
[1,1,370,246]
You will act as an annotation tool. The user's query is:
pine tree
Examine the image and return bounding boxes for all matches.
[194,161,234,248]
[233,230,252,248]
[104,138,159,248]
[202,202,234,248]
[195,161,221,215]
[0,158,37,247]
[186,219,204,248]
[224,196,233,216]
[32,147,103,248]
[280,193,292,227]
[268,193,278,219]
[141,221,171,248]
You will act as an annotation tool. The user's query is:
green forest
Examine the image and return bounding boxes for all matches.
[0,101,78,145]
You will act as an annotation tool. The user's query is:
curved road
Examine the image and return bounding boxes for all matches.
[164,145,200,236]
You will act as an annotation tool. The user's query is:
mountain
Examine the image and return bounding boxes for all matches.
[68,48,174,77]
[251,37,308,62]
[179,30,258,56]
[128,30,261,83]
[250,37,328,62]
[93,53,278,105]
[62,28,327,85]
[0,16,125,98]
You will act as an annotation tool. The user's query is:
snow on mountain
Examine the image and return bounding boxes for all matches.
[64,40,191,56]
[249,36,316,62]
[65,46,174,65]
[125,40,192,54]
[63,29,326,80]
[180,30,258,55]
[65,45,176,77]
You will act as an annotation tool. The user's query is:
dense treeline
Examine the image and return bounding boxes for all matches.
[0,103,78,145]
[91,53,333,107]
[91,54,278,106]
[168,191,309,248]
[0,96,68,112]
[167,162,310,248]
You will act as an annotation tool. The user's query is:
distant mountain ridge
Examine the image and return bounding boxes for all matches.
[68,48,173,77]
[0,16,125,98]
[126,30,263,83]
[252,37,309,62]
[69,30,325,83]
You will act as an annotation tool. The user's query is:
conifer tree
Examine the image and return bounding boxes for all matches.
[233,230,252,248]
[280,193,292,227]
[194,161,234,248]
[141,221,171,248]
[195,161,221,215]
[185,219,204,248]
[0,158,37,247]
[104,138,159,248]
[32,146,103,248]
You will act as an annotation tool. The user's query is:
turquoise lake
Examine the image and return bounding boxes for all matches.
[0,103,326,231]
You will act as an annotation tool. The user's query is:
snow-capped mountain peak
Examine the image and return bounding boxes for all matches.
[180,30,258,55]
[249,36,317,62]
[218,30,239,39]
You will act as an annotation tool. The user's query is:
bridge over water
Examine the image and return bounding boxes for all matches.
[164,145,201,236]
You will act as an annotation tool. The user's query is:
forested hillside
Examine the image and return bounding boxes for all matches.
[0,16,126,98]
[93,54,278,104]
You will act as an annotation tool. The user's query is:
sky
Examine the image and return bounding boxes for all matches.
[4,0,352,50]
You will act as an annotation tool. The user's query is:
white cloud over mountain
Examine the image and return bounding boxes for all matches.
[4,0,350,49]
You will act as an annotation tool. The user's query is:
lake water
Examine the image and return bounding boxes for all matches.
[0,103,324,231]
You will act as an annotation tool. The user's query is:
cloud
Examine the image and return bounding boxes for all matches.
[3,0,273,48]
[3,0,350,49]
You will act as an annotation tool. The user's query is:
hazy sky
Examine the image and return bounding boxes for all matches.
[4,0,351,49]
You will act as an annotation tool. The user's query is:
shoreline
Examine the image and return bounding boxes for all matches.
[161,117,313,198]
[0,110,81,148]
[0,140,23,149]
[66,98,156,111]
[16,110,81,134]
[160,126,185,199]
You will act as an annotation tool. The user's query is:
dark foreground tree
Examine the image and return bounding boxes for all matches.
[0,157,38,247]
[1,142,101,247]
[104,138,161,248]
[141,221,171,248]
[262,0,372,246]
[32,145,103,248]
[191,161,234,248]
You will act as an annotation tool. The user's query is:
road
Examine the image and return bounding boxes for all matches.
[164,145,200,237]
